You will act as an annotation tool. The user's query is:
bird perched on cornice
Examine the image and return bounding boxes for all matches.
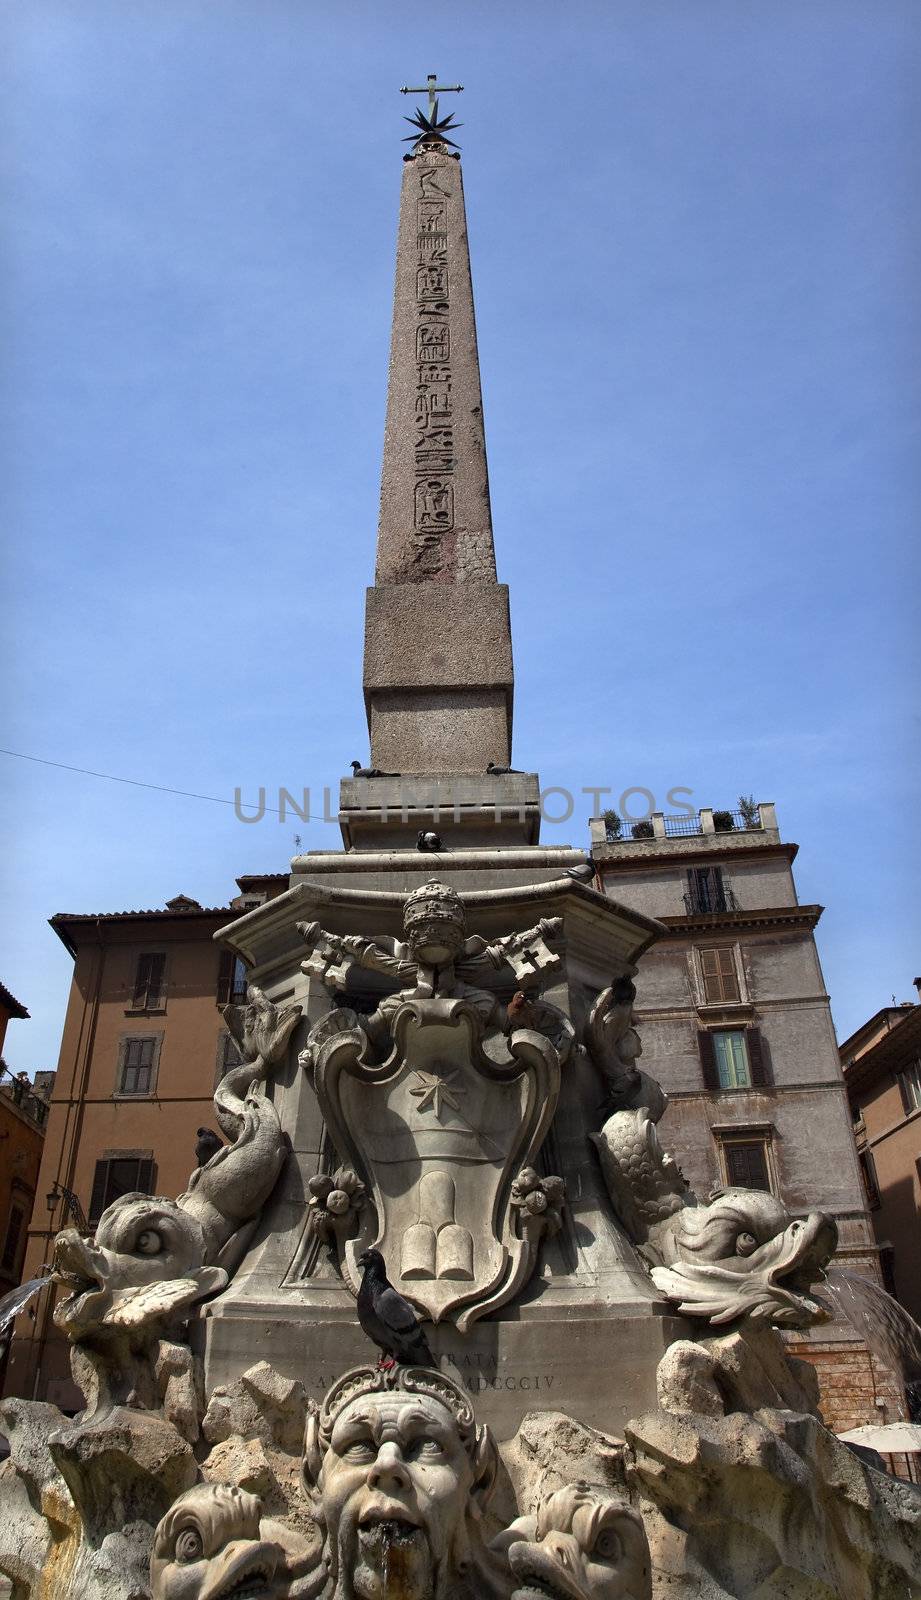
[564,858,597,883]
[350,760,399,778]
[486,760,524,775]
[417,829,445,852]
[357,1247,435,1369]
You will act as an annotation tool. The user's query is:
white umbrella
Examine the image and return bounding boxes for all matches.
[837,1422,921,1453]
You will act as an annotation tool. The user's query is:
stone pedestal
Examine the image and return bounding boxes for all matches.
[339,772,541,849]
[202,846,679,1441]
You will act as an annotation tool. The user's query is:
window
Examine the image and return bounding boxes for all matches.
[859,1149,880,1209]
[118,1036,157,1095]
[700,946,740,1004]
[131,952,166,1010]
[698,1027,771,1091]
[685,867,732,915]
[714,1030,750,1088]
[217,951,249,1006]
[722,1139,771,1192]
[1,1204,26,1273]
[88,1155,155,1224]
[897,1060,921,1116]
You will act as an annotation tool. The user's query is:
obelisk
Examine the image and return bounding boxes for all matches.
[362,102,514,776]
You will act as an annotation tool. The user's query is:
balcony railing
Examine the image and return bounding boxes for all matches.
[683,883,741,915]
[0,1061,49,1129]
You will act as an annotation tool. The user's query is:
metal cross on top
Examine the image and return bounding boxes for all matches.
[400,72,463,123]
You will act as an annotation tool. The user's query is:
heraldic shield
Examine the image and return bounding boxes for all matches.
[311,997,562,1331]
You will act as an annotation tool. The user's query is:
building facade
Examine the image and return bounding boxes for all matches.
[842,989,921,1346]
[589,801,895,1432]
[3,875,285,1409]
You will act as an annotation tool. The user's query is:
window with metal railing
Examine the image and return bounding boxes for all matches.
[684,867,740,915]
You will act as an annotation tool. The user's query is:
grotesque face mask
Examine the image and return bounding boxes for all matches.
[150,1484,286,1600]
[305,1370,497,1600]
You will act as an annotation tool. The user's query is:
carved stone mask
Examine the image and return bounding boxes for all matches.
[305,1372,497,1600]
[499,1483,651,1600]
[150,1484,286,1600]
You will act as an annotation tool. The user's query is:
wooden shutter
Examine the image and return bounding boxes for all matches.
[132,956,150,1007]
[89,1159,111,1223]
[897,1071,913,1117]
[698,1030,720,1090]
[725,1141,770,1191]
[217,950,235,1006]
[747,1028,772,1086]
[701,947,739,1004]
[136,1158,155,1195]
[145,953,165,1007]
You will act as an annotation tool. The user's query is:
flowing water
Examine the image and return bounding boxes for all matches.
[822,1266,921,1410]
[0,1276,51,1341]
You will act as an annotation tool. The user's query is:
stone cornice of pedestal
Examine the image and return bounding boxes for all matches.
[214,873,665,977]
[338,770,541,848]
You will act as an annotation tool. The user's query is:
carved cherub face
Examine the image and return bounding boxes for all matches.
[52,1195,226,1341]
[500,1483,651,1600]
[318,1392,477,1600]
[150,1484,286,1600]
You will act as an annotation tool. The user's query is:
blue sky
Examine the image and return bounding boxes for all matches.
[1,0,918,1071]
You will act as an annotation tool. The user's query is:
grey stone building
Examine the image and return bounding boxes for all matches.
[589,801,890,1430]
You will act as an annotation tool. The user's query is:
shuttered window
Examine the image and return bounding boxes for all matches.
[699,1028,772,1090]
[858,1150,880,1209]
[897,1060,921,1116]
[132,953,166,1009]
[119,1036,157,1095]
[700,946,740,1004]
[88,1156,155,1223]
[217,950,248,1006]
[723,1140,771,1191]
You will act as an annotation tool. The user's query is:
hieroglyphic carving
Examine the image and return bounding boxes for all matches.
[413,162,455,574]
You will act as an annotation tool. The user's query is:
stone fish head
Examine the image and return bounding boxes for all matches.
[495,1482,651,1600]
[151,1483,286,1600]
[52,1194,227,1341]
[654,1189,838,1327]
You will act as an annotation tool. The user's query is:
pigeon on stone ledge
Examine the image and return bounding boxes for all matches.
[564,858,597,882]
[350,760,399,778]
[486,761,523,775]
[195,1127,223,1168]
[417,830,445,852]
[357,1247,435,1369]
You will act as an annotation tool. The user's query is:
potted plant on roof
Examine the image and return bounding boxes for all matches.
[738,794,760,829]
[602,809,622,842]
[713,810,734,832]
[631,819,654,839]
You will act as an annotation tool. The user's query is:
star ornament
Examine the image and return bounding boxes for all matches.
[403,105,462,151]
[409,1069,465,1118]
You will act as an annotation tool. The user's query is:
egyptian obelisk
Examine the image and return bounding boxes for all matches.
[362,93,514,776]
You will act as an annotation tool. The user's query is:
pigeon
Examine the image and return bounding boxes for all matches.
[357,1247,435,1369]
[417,829,445,852]
[486,761,523,775]
[350,760,399,778]
[195,1127,223,1168]
[564,857,597,882]
[507,990,540,1029]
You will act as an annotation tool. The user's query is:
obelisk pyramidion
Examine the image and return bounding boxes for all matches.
[362,111,514,776]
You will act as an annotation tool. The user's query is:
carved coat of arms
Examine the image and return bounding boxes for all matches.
[299,881,569,1331]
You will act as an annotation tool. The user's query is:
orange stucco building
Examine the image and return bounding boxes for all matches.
[3,876,284,1409]
[842,985,921,1341]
